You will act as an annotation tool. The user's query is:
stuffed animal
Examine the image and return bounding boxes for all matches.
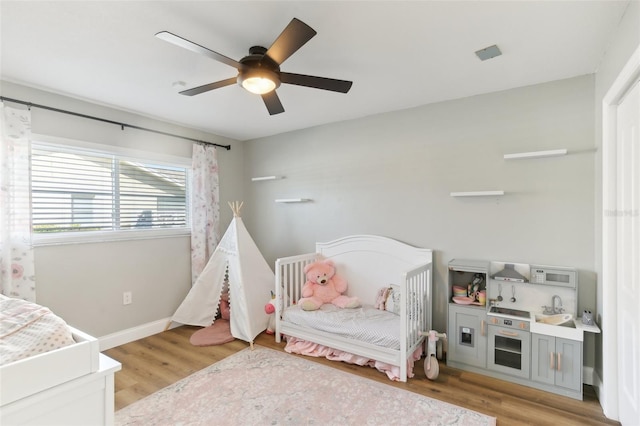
[299,259,361,311]
[264,291,277,334]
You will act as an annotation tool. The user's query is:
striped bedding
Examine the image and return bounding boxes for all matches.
[282,304,401,349]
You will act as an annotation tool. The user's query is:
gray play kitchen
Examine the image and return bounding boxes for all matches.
[446,259,600,400]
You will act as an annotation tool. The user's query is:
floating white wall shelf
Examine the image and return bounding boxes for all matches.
[275,198,311,203]
[450,191,505,197]
[251,175,283,181]
[503,149,567,160]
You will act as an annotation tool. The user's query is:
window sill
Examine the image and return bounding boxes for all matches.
[32,228,191,247]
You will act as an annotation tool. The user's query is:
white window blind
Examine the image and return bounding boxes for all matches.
[31,144,189,235]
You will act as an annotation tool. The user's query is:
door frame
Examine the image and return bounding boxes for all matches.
[601,44,640,420]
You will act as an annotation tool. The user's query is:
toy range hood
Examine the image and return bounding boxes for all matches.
[492,263,527,283]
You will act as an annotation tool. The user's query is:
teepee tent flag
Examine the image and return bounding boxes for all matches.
[171,202,274,346]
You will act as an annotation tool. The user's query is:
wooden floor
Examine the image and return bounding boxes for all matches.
[105,326,618,426]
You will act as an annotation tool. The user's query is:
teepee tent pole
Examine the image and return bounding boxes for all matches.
[228,201,243,217]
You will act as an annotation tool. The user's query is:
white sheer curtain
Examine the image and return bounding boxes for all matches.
[190,143,221,285]
[0,104,36,301]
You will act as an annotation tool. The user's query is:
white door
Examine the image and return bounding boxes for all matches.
[616,79,640,426]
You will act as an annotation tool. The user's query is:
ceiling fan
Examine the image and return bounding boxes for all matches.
[156,18,353,115]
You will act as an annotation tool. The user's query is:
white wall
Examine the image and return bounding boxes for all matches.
[243,75,598,367]
[1,81,244,337]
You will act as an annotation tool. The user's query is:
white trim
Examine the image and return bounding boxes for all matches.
[33,227,190,247]
[450,191,504,197]
[603,46,640,106]
[503,149,567,160]
[593,369,604,401]
[98,317,179,351]
[600,43,640,421]
[583,366,595,386]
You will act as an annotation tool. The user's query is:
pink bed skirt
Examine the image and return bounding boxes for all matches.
[284,336,422,381]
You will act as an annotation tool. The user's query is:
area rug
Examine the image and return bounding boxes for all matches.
[115,346,496,426]
[189,320,234,346]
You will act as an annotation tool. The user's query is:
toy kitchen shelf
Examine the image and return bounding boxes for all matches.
[447,259,490,369]
[448,259,489,306]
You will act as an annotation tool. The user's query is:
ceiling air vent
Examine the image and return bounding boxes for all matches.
[475,45,502,61]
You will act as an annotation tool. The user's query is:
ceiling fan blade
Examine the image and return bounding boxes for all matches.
[179,77,237,96]
[280,72,353,93]
[155,31,245,70]
[261,91,285,115]
[265,18,317,66]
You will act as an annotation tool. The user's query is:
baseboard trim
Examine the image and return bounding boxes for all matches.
[593,370,603,400]
[99,317,178,351]
[583,366,594,386]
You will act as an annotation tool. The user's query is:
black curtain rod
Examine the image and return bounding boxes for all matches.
[0,96,231,150]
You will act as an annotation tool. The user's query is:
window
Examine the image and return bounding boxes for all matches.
[31,142,190,242]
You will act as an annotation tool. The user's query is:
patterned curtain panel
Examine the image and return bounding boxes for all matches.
[0,105,36,301]
[190,143,221,285]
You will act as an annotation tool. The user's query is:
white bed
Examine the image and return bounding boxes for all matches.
[0,295,120,425]
[275,234,433,382]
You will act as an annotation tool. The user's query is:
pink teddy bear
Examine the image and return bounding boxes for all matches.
[299,259,361,311]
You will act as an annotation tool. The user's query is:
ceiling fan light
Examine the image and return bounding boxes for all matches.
[242,77,276,95]
[238,69,280,95]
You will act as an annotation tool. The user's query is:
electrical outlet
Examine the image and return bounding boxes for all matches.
[123,291,132,305]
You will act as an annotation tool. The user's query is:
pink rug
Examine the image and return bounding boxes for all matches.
[115,347,496,426]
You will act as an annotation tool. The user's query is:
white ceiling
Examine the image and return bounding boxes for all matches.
[0,1,630,141]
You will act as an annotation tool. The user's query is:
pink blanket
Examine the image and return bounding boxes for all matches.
[284,336,422,381]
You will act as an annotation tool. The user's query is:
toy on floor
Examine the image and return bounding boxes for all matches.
[421,330,446,380]
[265,291,277,334]
[299,259,360,311]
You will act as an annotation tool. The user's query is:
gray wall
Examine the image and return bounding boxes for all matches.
[0,81,244,337]
[243,75,598,367]
[0,58,621,374]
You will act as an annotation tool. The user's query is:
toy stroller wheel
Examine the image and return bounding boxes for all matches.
[424,356,439,380]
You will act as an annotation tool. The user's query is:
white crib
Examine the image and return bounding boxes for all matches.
[275,234,433,382]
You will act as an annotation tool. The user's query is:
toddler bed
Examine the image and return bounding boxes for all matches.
[0,294,120,425]
[275,235,433,382]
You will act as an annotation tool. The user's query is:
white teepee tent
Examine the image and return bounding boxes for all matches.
[170,202,274,345]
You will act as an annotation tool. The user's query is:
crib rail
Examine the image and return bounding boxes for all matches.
[402,263,432,347]
[400,262,432,380]
[274,252,319,343]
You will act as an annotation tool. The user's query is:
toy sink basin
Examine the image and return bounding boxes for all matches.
[531,313,583,341]
[535,313,573,326]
